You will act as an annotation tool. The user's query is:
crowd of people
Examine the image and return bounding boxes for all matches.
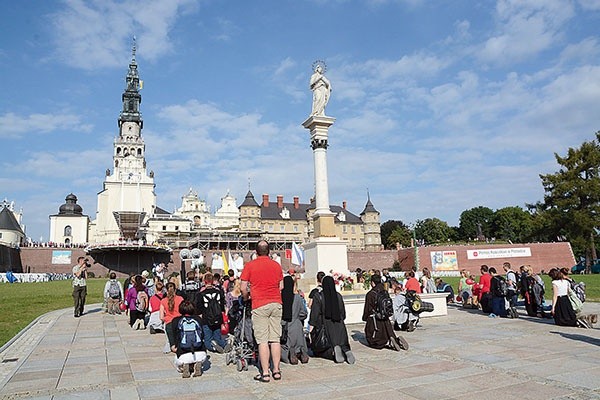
[77,245,597,382]
[92,241,416,382]
[453,262,596,328]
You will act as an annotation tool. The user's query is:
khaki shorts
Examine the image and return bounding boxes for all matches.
[252,303,282,344]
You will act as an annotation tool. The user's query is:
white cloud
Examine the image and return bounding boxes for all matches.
[478,0,574,64]
[50,0,197,70]
[578,0,600,10]
[0,112,92,138]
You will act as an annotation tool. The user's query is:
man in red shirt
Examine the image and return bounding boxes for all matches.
[241,240,284,383]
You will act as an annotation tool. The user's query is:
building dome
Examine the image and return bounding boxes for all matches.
[58,193,83,215]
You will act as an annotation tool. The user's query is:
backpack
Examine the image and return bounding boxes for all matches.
[178,316,203,353]
[374,290,394,320]
[493,276,508,298]
[183,282,200,313]
[202,290,223,326]
[573,282,586,303]
[108,280,121,299]
[135,290,148,312]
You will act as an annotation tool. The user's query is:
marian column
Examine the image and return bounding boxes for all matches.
[302,61,349,277]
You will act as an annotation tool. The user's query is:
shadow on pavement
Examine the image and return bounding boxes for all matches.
[550,331,600,346]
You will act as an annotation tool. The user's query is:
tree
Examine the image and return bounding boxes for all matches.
[492,206,534,243]
[458,206,495,241]
[537,132,600,269]
[387,226,412,249]
[380,220,409,249]
[415,218,454,245]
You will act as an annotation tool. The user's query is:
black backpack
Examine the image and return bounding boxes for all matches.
[493,276,508,297]
[182,282,200,313]
[374,290,394,320]
[202,290,223,326]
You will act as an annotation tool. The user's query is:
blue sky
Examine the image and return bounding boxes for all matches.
[1,0,600,242]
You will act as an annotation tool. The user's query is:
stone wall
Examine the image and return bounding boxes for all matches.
[20,247,399,277]
[397,242,576,275]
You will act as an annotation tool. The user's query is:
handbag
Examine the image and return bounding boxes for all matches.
[568,288,583,314]
[280,323,289,345]
[309,293,330,354]
[220,312,229,335]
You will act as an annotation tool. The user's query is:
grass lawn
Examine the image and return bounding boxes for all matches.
[0,279,109,348]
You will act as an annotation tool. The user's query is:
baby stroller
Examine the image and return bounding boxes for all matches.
[225,298,256,372]
[393,290,434,332]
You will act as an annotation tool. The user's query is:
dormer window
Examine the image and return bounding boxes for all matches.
[280,207,290,219]
[337,211,346,222]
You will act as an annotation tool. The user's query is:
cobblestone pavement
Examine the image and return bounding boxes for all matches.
[1,302,600,400]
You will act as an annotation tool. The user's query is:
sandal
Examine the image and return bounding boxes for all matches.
[272,370,282,381]
[254,373,270,383]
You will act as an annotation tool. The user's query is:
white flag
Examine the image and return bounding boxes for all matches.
[291,242,304,266]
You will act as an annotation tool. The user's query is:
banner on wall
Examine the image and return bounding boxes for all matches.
[430,250,458,271]
[466,247,532,260]
[51,250,72,265]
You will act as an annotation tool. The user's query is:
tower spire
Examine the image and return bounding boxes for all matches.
[118,36,143,130]
[132,36,137,62]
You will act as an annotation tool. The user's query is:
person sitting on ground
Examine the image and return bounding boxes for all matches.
[148,280,166,334]
[142,270,155,297]
[223,269,236,293]
[181,270,201,315]
[170,300,207,378]
[404,270,421,293]
[307,271,326,309]
[478,265,493,313]
[280,275,309,365]
[199,272,230,354]
[435,278,455,304]
[503,262,518,309]
[103,272,123,315]
[309,276,355,364]
[161,282,184,349]
[458,269,474,308]
[363,274,409,351]
[126,275,148,329]
[489,267,508,317]
[420,268,436,294]
[549,268,579,327]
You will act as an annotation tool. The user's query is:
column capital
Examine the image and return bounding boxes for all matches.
[302,115,336,130]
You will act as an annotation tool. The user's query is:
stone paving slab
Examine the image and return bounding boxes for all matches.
[1,302,600,399]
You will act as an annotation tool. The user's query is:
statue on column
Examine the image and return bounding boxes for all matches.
[310,60,331,116]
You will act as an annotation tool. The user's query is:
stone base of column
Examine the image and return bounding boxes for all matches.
[303,237,349,279]
[313,213,336,238]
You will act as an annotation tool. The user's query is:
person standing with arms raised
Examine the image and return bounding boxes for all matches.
[241,240,284,383]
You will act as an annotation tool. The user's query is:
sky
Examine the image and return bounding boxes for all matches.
[1,0,600,242]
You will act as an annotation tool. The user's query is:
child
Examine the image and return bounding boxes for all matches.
[170,300,207,378]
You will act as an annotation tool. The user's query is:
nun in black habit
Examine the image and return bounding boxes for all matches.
[308,275,355,364]
[281,275,309,364]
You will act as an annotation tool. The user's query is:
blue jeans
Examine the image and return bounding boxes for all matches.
[202,324,226,351]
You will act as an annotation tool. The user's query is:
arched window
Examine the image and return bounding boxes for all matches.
[65,238,70,245]
[116,147,121,154]
[64,225,72,236]
[137,148,142,156]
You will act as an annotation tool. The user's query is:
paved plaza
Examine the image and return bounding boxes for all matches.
[1,302,600,400]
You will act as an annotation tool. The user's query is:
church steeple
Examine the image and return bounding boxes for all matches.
[118,37,143,131]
